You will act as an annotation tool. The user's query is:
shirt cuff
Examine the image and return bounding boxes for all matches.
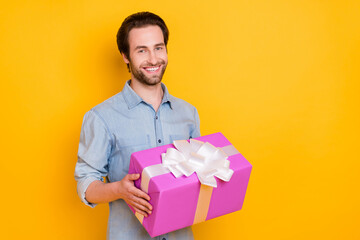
[77,176,102,208]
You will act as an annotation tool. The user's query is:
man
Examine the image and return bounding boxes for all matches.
[75,12,200,240]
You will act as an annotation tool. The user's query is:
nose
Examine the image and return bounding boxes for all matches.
[147,51,157,65]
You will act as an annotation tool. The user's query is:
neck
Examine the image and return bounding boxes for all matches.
[130,79,164,112]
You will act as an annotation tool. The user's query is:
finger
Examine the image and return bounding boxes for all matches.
[131,187,151,202]
[129,199,152,214]
[133,206,148,217]
[129,200,151,217]
[127,173,140,181]
[130,195,152,211]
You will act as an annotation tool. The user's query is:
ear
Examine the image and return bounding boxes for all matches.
[122,53,130,64]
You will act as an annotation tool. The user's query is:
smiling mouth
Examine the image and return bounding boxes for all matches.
[143,66,160,73]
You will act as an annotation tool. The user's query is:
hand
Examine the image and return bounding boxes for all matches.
[118,173,152,217]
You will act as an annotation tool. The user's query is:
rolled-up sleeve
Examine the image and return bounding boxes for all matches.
[74,110,112,207]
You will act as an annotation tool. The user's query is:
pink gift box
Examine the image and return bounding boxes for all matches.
[128,132,252,237]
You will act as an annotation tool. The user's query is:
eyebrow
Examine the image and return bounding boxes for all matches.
[134,43,165,50]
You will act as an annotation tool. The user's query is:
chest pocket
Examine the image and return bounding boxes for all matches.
[117,134,150,173]
[170,134,190,142]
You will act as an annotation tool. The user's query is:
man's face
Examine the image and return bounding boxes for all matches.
[123,25,168,86]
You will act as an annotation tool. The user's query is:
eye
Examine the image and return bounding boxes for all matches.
[155,47,163,51]
[138,49,146,53]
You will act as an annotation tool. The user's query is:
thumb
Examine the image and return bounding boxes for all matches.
[127,173,140,181]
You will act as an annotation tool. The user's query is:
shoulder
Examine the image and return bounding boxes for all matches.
[98,90,127,111]
[84,91,127,122]
[169,95,198,113]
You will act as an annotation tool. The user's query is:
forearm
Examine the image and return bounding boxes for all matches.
[84,174,152,216]
[85,180,121,204]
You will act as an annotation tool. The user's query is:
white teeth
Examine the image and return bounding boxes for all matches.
[145,67,159,72]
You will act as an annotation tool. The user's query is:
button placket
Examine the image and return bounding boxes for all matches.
[154,110,163,146]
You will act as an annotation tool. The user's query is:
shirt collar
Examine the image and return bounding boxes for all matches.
[122,80,173,110]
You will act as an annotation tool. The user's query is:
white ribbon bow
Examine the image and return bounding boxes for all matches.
[161,139,234,187]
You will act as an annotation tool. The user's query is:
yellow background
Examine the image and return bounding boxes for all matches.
[1,1,359,239]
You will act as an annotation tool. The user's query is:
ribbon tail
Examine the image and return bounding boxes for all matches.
[215,169,234,182]
[197,173,217,188]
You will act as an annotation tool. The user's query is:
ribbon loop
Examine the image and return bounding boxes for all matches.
[161,140,235,187]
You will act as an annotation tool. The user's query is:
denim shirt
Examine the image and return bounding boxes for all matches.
[75,81,200,240]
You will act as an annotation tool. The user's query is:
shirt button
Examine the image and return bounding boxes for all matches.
[158,139,162,143]
[162,238,166,240]
[155,116,158,120]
